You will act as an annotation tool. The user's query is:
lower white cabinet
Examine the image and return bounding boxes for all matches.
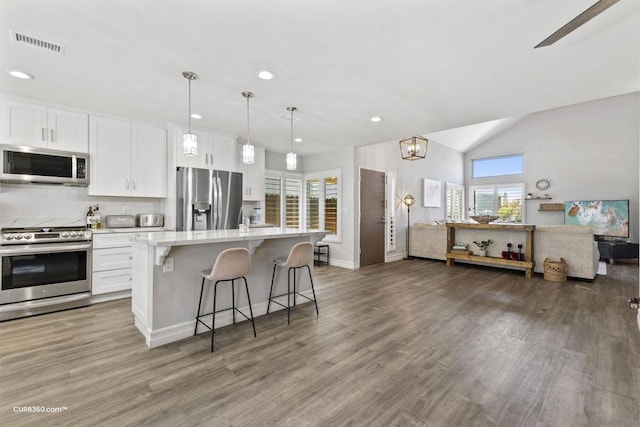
[92,233,135,295]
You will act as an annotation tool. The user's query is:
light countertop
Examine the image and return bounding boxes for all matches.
[92,227,169,234]
[132,228,326,247]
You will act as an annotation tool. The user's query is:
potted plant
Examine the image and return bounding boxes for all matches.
[473,239,493,257]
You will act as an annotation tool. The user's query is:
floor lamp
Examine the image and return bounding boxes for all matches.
[403,194,415,260]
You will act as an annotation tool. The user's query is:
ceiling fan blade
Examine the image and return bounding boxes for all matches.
[534,0,620,48]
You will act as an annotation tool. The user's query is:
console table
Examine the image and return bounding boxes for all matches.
[445,223,536,278]
[597,241,639,264]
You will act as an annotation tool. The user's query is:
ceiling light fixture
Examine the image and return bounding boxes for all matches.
[286,107,297,170]
[182,71,198,156]
[190,113,202,119]
[257,70,275,80]
[9,70,34,80]
[294,138,303,143]
[371,116,383,123]
[242,91,255,165]
[399,136,429,160]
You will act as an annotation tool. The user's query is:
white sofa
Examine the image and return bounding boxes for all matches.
[409,223,600,280]
[409,224,447,261]
[534,225,600,280]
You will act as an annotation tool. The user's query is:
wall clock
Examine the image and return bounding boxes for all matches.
[535,179,550,191]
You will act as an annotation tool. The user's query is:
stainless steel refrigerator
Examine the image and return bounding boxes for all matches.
[176,167,243,231]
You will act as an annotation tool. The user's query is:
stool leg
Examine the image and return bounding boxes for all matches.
[243,277,257,338]
[293,268,297,307]
[287,267,292,325]
[194,277,205,336]
[267,264,277,314]
[211,280,219,352]
[306,265,319,316]
[232,279,236,325]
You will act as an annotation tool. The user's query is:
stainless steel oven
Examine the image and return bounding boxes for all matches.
[0,227,92,321]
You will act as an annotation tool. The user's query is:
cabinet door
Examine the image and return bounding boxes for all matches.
[89,116,132,196]
[93,247,134,272]
[132,124,167,197]
[0,99,48,147]
[175,129,209,169]
[244,145,265,201]
[47,108,88,153]
[211,134,237,171]
[92,268,133,294]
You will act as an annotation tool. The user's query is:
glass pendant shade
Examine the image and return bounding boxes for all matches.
[183,132,198,156]
[242,143,255,164]
[399,136,428,160]
[286,152,297,170]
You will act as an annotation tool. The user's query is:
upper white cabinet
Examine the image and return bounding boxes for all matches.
[175,129,237,171]
[237,143,265,201]
[89,116,167,198]
[0,98,88,152]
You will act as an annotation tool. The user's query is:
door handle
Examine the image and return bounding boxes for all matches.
[126,179,130,190]
[42,128,47,141]
[50,129,55,142]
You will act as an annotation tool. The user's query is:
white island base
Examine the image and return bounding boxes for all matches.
[131,228,326,348]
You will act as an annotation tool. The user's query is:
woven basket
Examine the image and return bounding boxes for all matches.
[543,258,568,282]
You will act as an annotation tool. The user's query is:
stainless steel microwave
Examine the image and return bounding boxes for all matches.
[0,145,89,186]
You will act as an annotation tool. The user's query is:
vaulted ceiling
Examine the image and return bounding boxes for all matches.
[1,0,638,154]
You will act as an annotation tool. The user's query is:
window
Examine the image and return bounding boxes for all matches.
[285,178,301,228]
[304,169,341,242]
[445,183,464,222]
[472,154,523,178]
[265,177,281,226]
[469,184,524,223]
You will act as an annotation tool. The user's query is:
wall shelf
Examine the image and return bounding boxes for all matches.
[538,203,564,212]
[525,197,552,200]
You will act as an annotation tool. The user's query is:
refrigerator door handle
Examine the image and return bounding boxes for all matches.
[216,176,223,229]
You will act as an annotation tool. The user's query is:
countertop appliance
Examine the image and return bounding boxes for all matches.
[137,214,164,228]
[0,226,92,321]
[105,215,136,228]
[176,167,243,231]
[0,144,89,186]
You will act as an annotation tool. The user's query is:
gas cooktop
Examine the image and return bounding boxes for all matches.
[0,226,92,245]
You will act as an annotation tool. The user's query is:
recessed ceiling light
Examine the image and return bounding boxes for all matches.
[294,138,303,143]
[370,116,383,123]
[9,70,34,80]
[190,113,202,119]
[257,70,275,80]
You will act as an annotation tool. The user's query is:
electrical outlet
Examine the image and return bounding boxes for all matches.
[122,205,130,214]
[163,258,174,273]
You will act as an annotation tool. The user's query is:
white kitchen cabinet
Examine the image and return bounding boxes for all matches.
[0,98,88,152]
[237,143,265,201]
[175,129,237,171]
[89,116,167,197]
[92,233,135,295]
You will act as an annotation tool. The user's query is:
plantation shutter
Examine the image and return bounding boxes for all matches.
[496,186,523,223]
[446,184,464,222]
[324,176,338,234]
[265,177,281,226]
[306,178,321,229]
[285,178,301,228]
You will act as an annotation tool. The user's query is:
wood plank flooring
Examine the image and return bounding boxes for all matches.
[1,260,639,426]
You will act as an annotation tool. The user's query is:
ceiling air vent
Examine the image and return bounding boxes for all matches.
[10,31,66,55]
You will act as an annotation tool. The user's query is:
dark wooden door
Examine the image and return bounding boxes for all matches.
[360,169,386,267]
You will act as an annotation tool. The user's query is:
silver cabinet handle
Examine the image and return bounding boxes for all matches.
[126,179,130,190]
[132,179,136,190]
[42,128,46,141]
[50,129,55,142]
[209,154,213,164]
[205,153,208,164]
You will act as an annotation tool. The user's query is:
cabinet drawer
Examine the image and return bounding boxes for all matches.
[92,268,133,295]
[93,247,133,271]
[93,233,134,249]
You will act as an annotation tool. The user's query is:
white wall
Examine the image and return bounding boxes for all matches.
[0,183,161,227]
[356,139,464,262]
[465,93,640,242]
[265,150,304,172]
[303,147,356,268]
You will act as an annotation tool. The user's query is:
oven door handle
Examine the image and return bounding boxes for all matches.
[0,241,92,256]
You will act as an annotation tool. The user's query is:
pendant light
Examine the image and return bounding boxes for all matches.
[242,91,255,164]
[399,135,429,160]
[286,106,297,170]
[182,71,198,156]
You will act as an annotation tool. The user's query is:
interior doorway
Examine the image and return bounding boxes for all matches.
[360,168,386,267]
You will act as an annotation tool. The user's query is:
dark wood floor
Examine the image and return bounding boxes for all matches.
[1,260,639,426]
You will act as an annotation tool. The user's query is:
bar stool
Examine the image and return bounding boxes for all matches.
[267,242,319,324]
[194,247,257,352]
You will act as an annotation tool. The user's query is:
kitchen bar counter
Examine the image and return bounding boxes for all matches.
[131,228,326,348]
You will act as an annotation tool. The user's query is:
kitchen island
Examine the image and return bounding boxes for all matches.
[131,228,326,348]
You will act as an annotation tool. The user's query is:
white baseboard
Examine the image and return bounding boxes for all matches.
[386,253,405,263]
[328,258,358,269]
[90,289,131,304]
[141,290,315,348]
